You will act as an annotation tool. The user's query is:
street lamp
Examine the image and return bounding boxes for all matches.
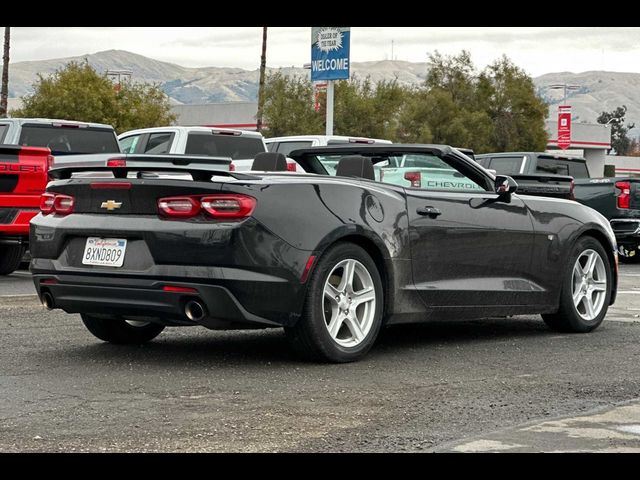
[548,83,580,105]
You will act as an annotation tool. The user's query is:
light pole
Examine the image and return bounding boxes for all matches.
[548,83,580,105]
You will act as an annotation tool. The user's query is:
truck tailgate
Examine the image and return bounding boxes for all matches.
[0,145,51,237]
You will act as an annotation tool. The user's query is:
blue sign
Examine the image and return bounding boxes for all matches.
[311,27,350,82]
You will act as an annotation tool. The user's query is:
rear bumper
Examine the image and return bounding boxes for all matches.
[610,219,640,245]
[32,270,288,329]
[0,207,39,243]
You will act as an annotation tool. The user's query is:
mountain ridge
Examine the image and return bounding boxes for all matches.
[7,49,640,134]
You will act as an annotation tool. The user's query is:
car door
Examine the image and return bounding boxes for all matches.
[398,152,538,308]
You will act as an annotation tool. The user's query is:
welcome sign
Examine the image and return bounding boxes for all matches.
[311,27,351,82]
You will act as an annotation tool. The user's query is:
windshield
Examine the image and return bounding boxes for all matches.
[18,125,120,154]
[185,133,265,160]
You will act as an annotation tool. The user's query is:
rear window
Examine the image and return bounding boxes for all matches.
[18,125,120,154]
[185,133,265,160]
[276,141,313,156]
[0,124,8,143]
[568,161,589,179]
[536,158,573,175]
[489,156,523,175]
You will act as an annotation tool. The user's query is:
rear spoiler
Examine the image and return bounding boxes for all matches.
[48,154,259,181]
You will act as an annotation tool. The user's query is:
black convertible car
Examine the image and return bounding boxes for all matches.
[30,145,618,362]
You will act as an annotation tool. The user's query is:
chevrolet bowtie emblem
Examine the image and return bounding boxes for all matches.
[101,200,122,211]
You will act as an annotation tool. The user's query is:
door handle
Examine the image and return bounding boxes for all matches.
[416,206,442,217]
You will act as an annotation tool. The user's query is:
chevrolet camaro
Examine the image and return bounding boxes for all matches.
[30,145,618,362]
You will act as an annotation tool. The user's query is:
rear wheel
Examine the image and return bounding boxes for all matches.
[81,314,165,344]
[285,243,384,363]
[0,245,25,275]
[542,237,612,333]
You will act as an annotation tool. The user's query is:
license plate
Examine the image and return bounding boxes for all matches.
[82,238,127,267]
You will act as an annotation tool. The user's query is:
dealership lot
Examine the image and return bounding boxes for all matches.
[1,265,640,452]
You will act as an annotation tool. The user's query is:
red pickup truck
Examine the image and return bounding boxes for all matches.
[0,118,120,274]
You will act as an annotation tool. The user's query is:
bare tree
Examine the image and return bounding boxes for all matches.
[256,27,267,133]
[0,27,9,118]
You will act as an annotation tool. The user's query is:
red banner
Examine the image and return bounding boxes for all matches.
[557,105,572,150]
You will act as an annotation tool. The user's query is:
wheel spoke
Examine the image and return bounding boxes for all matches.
[327,313,345,338]
[339,260,356,292]
[324,283,341,303]
[591,280,607,292]
[573,288,583,308]
[583,251,597,277]
[583,295,596,319]
[352,287,375,307]
[343,315,365,343]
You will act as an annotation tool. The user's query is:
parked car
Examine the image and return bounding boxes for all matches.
[118,126,267,171]
[477,152,640,263]
[31,145,617,362]
[0,118,120,275]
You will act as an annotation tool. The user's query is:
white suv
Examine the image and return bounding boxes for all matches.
[118,126,268,171]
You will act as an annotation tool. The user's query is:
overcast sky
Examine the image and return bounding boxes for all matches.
[6,27,640,77]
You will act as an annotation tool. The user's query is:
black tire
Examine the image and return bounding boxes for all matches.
[285,242,384,363]
[542,236,612,333]
[0,245,25,275]
[81,314,165,344]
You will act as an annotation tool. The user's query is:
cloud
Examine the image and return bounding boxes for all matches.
[5,26,640,76]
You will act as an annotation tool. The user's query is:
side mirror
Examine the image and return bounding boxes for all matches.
[495,175,518,197]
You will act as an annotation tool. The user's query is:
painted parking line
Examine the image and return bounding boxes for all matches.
[0,294,38,299]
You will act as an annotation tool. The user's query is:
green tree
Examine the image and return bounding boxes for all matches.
[333,77,408,139]
[261,72,324,137]
[477,56,548,152]
[398,51,494,151]
[12,61,175,134]
[597,105,636,155]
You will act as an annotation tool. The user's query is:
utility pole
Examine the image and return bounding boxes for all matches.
[256,27,268,133]
[0,27,10,118]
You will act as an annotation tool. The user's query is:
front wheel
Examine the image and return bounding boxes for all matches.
[542,236,612,333]
[285,243,384,363]
[81,314,165,344]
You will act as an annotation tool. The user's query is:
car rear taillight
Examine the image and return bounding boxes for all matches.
[404,171,421,188]
[157,194,256,220]
[286,162,297,172]
[107,158,127,168]
[54,194,75,214]
[569,180,576,200]
[616,181,631,209]
[46,154,55,172]
[40,193,74,215]
[40,193,56,214]
[229,162,236,171]
[158,197,201,218]
[201,194,256,218]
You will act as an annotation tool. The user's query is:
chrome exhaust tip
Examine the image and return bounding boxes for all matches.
[185,300,206,322]
[42,292,55,310]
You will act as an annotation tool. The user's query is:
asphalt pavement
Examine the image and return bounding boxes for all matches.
[1,265,640,452]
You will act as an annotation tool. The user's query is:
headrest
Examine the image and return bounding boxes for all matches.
[335,155,375,180]
[252,152,287,171]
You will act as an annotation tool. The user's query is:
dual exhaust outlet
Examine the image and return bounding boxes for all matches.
[41,291,207,322]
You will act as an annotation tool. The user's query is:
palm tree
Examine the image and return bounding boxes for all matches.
[0,27,10,118]
[256,27,267,132]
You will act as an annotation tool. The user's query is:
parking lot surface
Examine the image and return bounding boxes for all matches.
[1,265,640,452]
